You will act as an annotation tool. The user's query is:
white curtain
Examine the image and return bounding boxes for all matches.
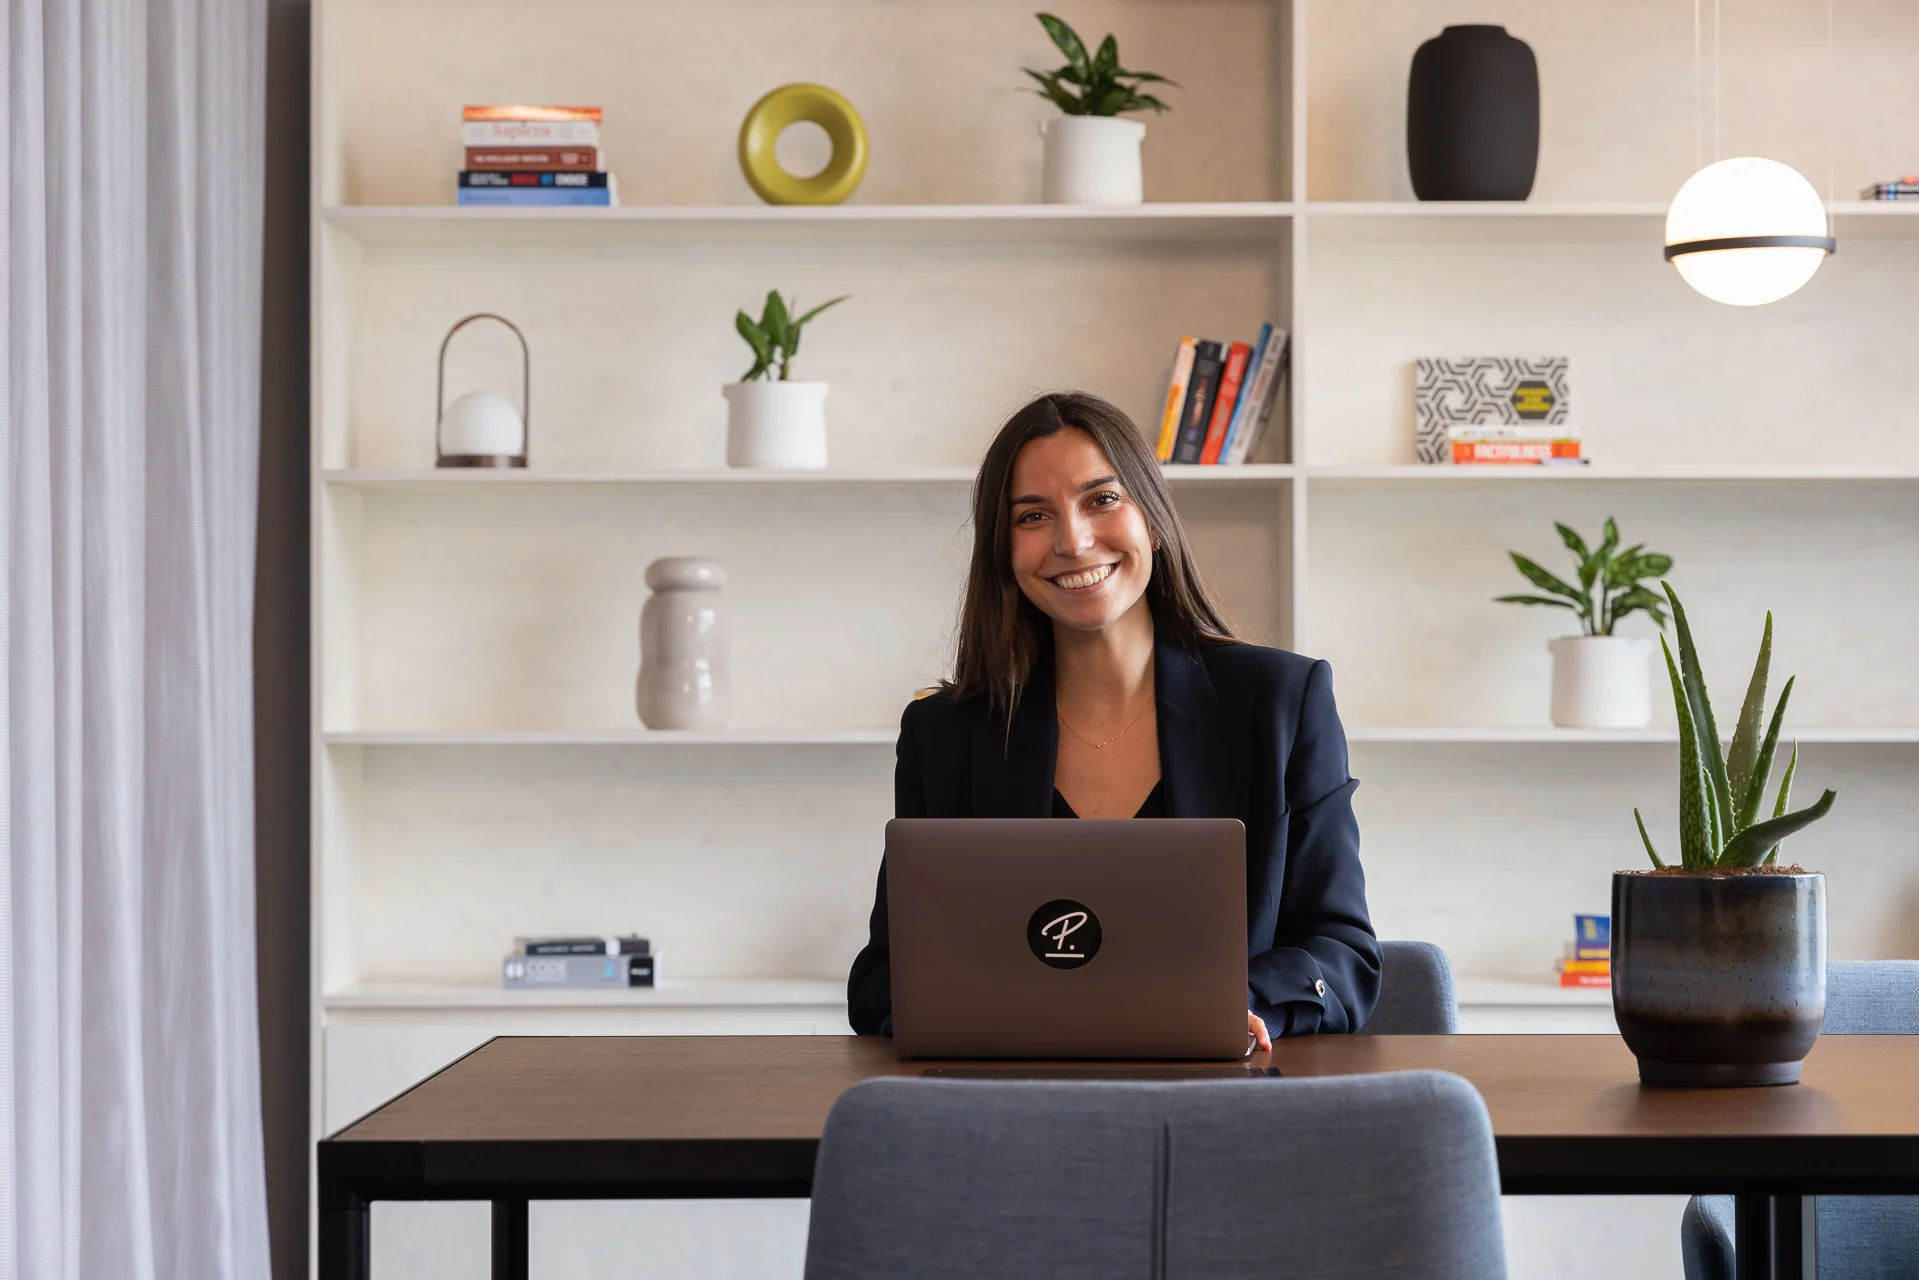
[1,0,270,1275]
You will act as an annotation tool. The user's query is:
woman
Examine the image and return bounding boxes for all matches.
[847,392,1379,1047]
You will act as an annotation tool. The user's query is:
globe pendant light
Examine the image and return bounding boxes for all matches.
[1663,0,1836,306]
[1665,157,1834,306]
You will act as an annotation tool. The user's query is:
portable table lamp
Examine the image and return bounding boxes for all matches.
[436,312,529,468]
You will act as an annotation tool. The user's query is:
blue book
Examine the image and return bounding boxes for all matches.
[457,187,614,207]
[1575,914,1610,958]
[1215,323,1272,462]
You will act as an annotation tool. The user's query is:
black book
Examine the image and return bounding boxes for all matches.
[515,933,651,956]
[1170,340,1224,463]
[459,170,610,189]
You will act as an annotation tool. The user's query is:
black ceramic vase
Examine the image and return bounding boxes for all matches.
[1611,872,1826,1087]
[1406,25,1539,201]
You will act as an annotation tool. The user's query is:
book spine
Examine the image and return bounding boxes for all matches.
[1573,945,1611,961]
[516,935,651,956]
[457,187,614,207]
[1558,972,1611,988]
[460,170,609,188]
[462,120,602,148]
[465,147,599,171]
[502,952,656,988]
[464,104,603,123]
[1225,330,1289,465]
[1216,324,1271,464]
[1171,341,1224,463]
[1575,914,1611,947]
[1155,338,1197,461]
[1450,439,1582,464]
[1556,959,1612,975]
[1446,424,1582,442]
[1199,341,1252,464]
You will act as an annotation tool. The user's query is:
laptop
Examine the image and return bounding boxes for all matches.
[885,817,1249,1060]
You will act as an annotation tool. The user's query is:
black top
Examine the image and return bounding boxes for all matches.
[847,624,1381,1039]
[1051,779,1167,819]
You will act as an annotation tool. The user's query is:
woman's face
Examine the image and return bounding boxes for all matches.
[1007,428,1155,634]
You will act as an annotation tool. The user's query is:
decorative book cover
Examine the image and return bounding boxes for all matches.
[1171,340,1224,463]
[1198,341,1252,463]
[1156,337,1196,461]
[1414,357,1570,464]
[465,146,598,171]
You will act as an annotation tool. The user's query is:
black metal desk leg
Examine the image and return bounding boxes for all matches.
[317,1197,369,1280]
[1735,1194,1816,1280]
[493,1197,530,1280]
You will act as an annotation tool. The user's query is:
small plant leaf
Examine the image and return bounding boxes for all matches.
[1091,34,1118,82]
[792,295,849,329]
[1024,68,1082,113]
[1661,634,1714,870]
[1726,613,1773,824]
[761,291,790,355]
[1510,553,1583,601]
[1719,787,1834,868]
[1635,809,1665,869]
[1664,582,1734,842]
[1090,85,1132,116]
[736,311,773,381]
[1599,517,1620,559]
[1037,13,1092,79]
[1740,675,1794,834]
[1763,742,1800,864]
[1118,69,1178,86]
[1556,522,1591,561]
[1129,93,1172,113]
[1494,594,1581,610]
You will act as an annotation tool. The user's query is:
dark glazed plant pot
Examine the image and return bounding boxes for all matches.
[1612,872,1826,1087]
[1406,25,1540,201]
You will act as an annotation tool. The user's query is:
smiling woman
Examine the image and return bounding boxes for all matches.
[847,392,1383,1047]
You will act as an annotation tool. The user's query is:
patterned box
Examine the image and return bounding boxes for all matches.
[1415,357,1571,463]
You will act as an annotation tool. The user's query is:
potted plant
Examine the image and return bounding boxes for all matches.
[1495,518,1672,728]
[724,290,847,469]
[1613,584,1837,1086]
[1024,13,1176,205]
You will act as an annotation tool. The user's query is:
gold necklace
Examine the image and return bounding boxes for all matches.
[1057,696,1152,750]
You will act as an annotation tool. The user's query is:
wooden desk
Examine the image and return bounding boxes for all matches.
[319,1034,1919,1280]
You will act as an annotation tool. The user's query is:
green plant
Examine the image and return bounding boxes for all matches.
[1025,13,1177,117]
[1495,518,1674,636]
[735,291,848,382]
[1634,583,1836,870]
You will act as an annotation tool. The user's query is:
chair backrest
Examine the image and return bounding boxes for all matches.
[1359,939,1460,1034]
[1823,960,1919,1034]
[805,1070,1506,1280]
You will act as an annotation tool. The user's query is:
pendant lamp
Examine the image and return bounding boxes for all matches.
[1664,158,1834,306]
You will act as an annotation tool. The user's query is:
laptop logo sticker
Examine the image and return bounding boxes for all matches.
[1027,899,1102,969]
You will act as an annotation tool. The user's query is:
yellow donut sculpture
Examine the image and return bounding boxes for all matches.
[738,83,869,206]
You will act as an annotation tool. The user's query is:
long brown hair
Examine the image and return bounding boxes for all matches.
[947,391,1238,720]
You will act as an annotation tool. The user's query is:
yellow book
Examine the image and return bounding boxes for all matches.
[1156,337,1196,461]
[1556,958,1611,975]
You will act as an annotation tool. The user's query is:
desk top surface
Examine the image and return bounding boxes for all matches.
[331,1033,1919,1145]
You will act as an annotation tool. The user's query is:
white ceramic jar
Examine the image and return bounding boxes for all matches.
[1040,115,1147,204]
[723,380,829,469]
[1550,635,1654,729]
[636,557,731,730]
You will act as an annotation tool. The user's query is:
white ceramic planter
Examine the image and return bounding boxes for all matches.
[1550,635,1655,729]
[723,380,829,469]
[1040,115,1146,205]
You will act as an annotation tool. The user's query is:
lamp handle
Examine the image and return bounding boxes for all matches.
[436,313,530,462]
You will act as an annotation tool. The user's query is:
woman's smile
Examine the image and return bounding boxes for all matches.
[1048,562,1117,592]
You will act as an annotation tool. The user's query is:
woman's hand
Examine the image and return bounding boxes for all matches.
[1247,1011,1272,1052]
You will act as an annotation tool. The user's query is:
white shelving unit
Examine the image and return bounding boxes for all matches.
[312,1,1919,1275]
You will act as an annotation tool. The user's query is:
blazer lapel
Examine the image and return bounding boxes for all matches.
[969,651,1059,817]
[1156,633,1239,819]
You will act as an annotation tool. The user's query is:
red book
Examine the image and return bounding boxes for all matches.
[1559,972,1611,988]
[1198,341,1252,464]
[465,146,598,171]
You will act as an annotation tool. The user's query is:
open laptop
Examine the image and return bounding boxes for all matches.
[886,817,1248,1060]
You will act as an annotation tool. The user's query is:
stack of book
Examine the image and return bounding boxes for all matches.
[1555,914,1610,988]
[502,933,655,988]
[1861,176,1919,200]
[459,105,617,207]
[1447,424,1585,465]
[1154,326,1291,465]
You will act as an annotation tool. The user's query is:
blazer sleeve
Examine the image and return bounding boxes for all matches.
[846,700,925,1035]
[1247,658,1382,1036]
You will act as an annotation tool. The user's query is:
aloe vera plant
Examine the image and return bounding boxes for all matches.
[1634,583,1836,870]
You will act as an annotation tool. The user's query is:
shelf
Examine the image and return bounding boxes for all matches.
[324,729,898,747]
[324,977,846,1010]
[1349,726,1919,745]
[322,202,1297,247]
[1306,464,1919,485]
[1306,200,1919,242]
[322,464,1298,490]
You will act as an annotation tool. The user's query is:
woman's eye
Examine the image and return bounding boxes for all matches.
[1089,490,1121,509]
[1014,510,1045,525]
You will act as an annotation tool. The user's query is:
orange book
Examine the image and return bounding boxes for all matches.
[1451,439,1582,464]
[1156,338,1197,461]
[1199,341,1252,463]
[1556,958,1610,975]
[463,105,602,122]
[1559,972,1611,988]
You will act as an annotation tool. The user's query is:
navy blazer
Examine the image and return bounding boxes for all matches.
[846,630,1382,1038]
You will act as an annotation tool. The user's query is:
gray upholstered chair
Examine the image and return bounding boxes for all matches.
[1682,960,1919,1280]
[1359,939,1460,1034]
[805,1070,1506,1280]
